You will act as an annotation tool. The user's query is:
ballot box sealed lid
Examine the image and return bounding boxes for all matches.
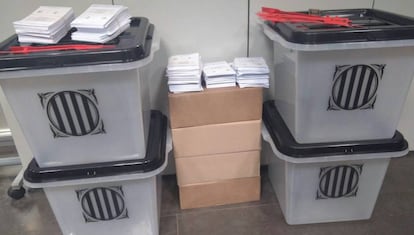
[265,8,414,44]
[262,101,408,159]
[24,110,169,184]
[0,17,154,72]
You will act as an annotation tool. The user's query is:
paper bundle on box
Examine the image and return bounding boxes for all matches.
[202,61,236,89]
[71,4,131,43]
[167,53,203,93]
[13,6,74,44]
[233,57,270,88]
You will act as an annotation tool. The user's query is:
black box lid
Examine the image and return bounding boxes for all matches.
[24,110,167,183]
[0,17,154,72]
[263,100,408,158]
[266,9,414,44]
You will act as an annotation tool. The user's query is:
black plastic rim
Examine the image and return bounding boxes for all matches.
[0,17,154,72]
[24,110,168,183]
[263,100,408,158]
[267,9,414,44]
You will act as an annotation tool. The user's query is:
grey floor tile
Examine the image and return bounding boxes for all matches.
[371,214,414,235]
[373,191,414,217]
[382,154,414,194]
[161,174,181,216]
[177,204,286,235]
[278,220,376,235]
[0,166,61,235]
[177,204,383,235]
[160,215,178,235]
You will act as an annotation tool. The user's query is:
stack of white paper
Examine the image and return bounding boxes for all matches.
[167,53,203,93]
[233,57,270,88]
[203,61,236,89]
[71,4,131,43]
[13,6,74,44]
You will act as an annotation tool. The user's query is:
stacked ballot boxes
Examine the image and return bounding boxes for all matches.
[261,8,414,224]
[169,87,262,209]
[0,17,170,235]
[261,101,408,224]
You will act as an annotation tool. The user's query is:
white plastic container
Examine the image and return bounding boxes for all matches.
[0,18,160,167]
[262,9,414,143]
[24,111,171,235]
[262,101,408,224]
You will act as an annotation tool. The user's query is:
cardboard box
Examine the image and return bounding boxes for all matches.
[169,87,263,128]
[172,120,261,157]
[179,176,260,209]
[175,150,260,185]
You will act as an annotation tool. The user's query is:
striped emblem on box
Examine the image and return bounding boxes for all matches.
[328,64,385,110]
[39,89,105,138]
[76,186,129,222]
[317,164,363,199]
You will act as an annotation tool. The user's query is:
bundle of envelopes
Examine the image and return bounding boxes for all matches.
[233,57,270,88]
[202,61,236,89]
[70,4,131,43]
[13,6,75,44]
[167,53,203,93]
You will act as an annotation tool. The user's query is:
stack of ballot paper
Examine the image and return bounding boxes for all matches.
[13,6,74,44]
[167,53,203,93]
[71,4,131,43]
[233,57,270,88]
[203,61,236,89]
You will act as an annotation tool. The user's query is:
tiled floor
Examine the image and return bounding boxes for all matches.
[1,153,414,235]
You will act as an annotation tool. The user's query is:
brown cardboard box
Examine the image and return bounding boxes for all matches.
[168,87,263,128]
[175,150,260,186]
[179,176,260,209]
[172,120,261,157]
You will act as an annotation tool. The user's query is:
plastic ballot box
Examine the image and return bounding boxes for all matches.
[24,110,171,235]
[0,17,159,167]
[262,9,414,143]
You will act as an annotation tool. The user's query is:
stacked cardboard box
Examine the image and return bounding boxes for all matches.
[169,86,263,209]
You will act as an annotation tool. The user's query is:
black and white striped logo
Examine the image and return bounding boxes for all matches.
[317,164,363,199]
[39,89,105,138]
[76,186,129,223]
[328,64,385,110]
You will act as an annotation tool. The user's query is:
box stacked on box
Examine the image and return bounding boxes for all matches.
[260,7,414,225]
[1,13,169,235]
[169,86,263,209]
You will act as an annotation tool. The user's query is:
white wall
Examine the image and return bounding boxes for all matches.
[114,0,248,113]
[374,0,414,150]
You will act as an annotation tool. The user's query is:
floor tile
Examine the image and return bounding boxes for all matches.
[160,215,178,235]
[0,185,60,235]
[373,191,414,217]
[161,174,181,216]
[177,204,285,235]
[382,154,414,194]
[371,214,414,235]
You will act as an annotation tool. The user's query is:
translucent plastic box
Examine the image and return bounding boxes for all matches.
[0,17,159,167]
[24,111,171,235]
[263,9,414,143]
[262,101,408,224]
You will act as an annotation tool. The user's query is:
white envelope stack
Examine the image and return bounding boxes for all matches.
[203,61,236,89]
[167,53,203,93]
[71,4,131,43]
[233,57,270,88]
[13,6,74,44]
